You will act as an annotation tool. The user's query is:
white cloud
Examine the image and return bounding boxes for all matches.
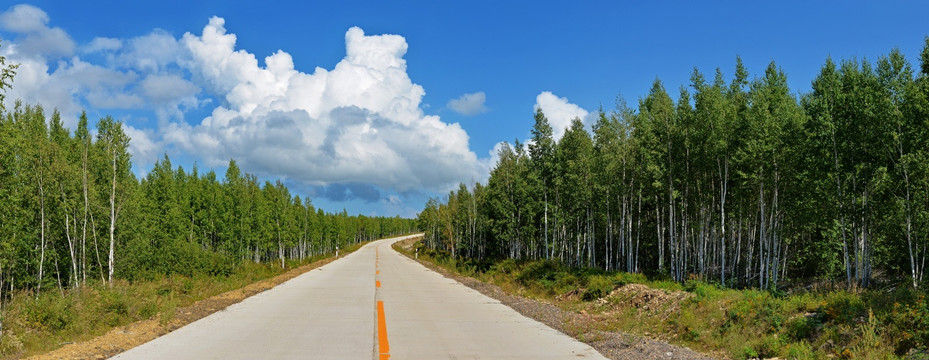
[534,91,590,141]
[0,4,48,33]
[0,9,199,129]
[0,4,74,59]
[115,29,183,73]
[84,37,122,53]
[166,20,483,193]
[141,74,199,106]
[123,124,161,169]
[447,91,488,116]
[0,7,487,199]
[1,54,142,127]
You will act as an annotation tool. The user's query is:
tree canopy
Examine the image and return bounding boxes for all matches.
[420,38,929,290]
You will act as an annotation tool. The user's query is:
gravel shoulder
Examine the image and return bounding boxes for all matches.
[395,243,716,360]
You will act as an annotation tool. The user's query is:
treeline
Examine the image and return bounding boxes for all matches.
[420,38,929,290]
[0,103,415,297]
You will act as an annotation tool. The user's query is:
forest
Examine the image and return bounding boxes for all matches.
[419,38,929,290]
[0,96,415,298]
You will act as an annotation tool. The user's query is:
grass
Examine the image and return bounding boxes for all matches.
[400,241,929,359]
[0,242,369,359]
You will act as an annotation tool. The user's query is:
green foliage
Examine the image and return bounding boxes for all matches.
[0,39,17,110]
[785,340,816,360]
[491,258,519,275]
[739,345,758,360]
[516,260,563,286]
[820,291,866,324]
[100,289,130,326]
[890,295,929,354]
[785,313,819,341]
[0,91,416,293]
[583,275,614,300]
[417,241,928,359]
[22,294,75,332]
[420,35,929,301]
[685,280,723,301]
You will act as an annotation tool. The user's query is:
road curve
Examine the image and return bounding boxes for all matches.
[113,235,606,359]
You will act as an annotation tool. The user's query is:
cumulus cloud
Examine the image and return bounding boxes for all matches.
[115,29,183,73]
[0,7,487,204]
[165,19,483,193]
[139,74,200,122]
[0,4,48,33]
[0,4,74,59]
[534,91,591,141]
[0,53,143,127]
[123,124,161,169]
[447,91,488,116]
[0,4,200,129]
[141,74,198,104]
[84,37,122,53]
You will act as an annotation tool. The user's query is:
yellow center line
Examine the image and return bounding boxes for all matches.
[377,300,390,359]
[376,246,390,359]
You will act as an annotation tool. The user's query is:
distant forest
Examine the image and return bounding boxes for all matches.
[0,98,415,296]
[419,38,929,289]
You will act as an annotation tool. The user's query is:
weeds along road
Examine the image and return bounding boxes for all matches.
[113,234,606,360]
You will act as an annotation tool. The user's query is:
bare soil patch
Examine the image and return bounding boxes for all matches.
[600,284,694,319]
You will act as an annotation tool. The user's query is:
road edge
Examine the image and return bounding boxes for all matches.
[27,238,391,360]
[391,240,716,360]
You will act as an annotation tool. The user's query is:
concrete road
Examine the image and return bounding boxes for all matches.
[113,235,606,359]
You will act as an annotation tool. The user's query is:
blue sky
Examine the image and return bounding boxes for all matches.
[1,1,928,218]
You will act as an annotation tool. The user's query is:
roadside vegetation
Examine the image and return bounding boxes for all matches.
[407,242,928,359]
[417,37,929,358]
[0,241,370,358]
[0,41,416,357]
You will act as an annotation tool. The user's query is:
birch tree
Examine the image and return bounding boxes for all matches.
[95,117,131,286]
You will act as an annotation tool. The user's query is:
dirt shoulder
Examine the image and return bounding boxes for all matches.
[394,242,715,360]
[29,255,345,360]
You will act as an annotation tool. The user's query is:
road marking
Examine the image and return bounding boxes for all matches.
[377,300,390,359]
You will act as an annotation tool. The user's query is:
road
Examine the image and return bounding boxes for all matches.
[113,235,606,359]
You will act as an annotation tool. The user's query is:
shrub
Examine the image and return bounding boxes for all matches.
[553,273,580,294]
[740,345,758,360]
[785,314,818,341]
[583,275,615,301]
[685,280,723,301]
[613,272,647,287]
[757,334,784,358]
[820,291,865,324]
[785,340,815,360]
[100,290,130,326]
[490,258,518,276]
[516,260,561,286]
[889,295,929,355]
[0,333,24,356]
[23,295,74,331]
